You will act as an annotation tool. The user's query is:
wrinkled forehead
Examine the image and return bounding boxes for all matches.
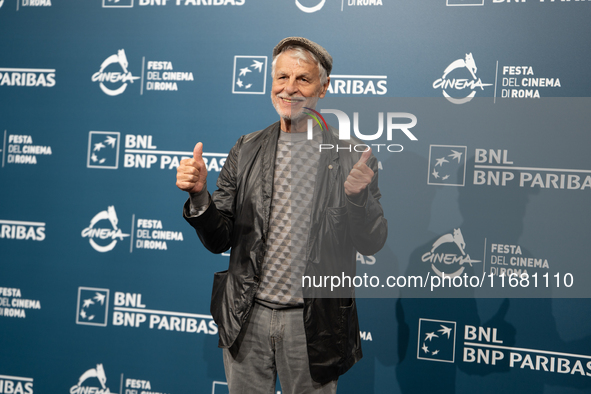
[277,47,318,67]
[275,49,319,74]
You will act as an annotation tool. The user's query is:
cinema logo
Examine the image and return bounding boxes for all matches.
[421,228,482,278]
[0,67,55,87]
[0,374,34,394]
[76,287,218,335]
[70,364,113,394]
[92,49,140,96]
[327,74,387,96]
[433,53,492,104]
[81,206,130,253]
[307,108,418,153]
[295,0,325,13]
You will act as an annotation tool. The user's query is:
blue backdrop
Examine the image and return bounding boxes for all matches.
[1,0,591,393]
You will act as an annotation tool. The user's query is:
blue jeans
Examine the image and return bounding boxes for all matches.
[223,302,338,394]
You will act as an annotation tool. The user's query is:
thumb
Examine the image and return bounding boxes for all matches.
[193,142,203,161]
[357,148,372,166]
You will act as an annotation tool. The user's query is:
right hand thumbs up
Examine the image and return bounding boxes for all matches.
[193,141,204,161]
[176,142,208,194]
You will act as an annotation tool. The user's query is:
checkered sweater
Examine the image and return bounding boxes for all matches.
[255,130,321,306]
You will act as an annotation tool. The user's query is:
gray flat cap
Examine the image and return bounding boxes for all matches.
[273,37,333,76]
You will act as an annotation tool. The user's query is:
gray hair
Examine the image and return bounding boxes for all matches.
[271,45,328,86]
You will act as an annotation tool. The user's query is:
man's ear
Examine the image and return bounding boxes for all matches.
[319,76,330,98]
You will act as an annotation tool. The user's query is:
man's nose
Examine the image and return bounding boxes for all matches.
[285,78,298,94]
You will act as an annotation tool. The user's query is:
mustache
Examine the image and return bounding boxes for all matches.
[276,94,306,102]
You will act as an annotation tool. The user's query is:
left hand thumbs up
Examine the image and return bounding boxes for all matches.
[344,148,375,196]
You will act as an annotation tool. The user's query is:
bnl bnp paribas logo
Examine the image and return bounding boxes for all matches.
[232,56,267,94]
[428,145,467,186]
[0,374,34,394]
[87,131,120,169]
[433,53,492,104]
[92,49,139,96]
[446,0,483,6]
[86,131,228,172]
[418,318,591,380]
[103,0,134,7]
[76,287,110,326]
[417,318,457,363]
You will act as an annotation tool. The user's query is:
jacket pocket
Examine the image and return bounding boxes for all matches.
[325,206,348,246]
[338,298,359,358]
[210,270,228,324]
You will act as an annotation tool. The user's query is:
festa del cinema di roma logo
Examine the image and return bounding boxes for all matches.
[81,206,129,252]
[295,0,382,12]
[433,53,492,104]
[92,49,140,96]
[70,362,166,394]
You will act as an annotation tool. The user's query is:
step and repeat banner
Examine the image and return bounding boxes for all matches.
[1,1,590,393]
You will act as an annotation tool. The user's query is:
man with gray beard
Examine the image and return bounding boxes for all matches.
[176,37,387,393]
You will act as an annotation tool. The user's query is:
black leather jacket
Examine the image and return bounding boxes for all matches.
[184,121,388,383]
